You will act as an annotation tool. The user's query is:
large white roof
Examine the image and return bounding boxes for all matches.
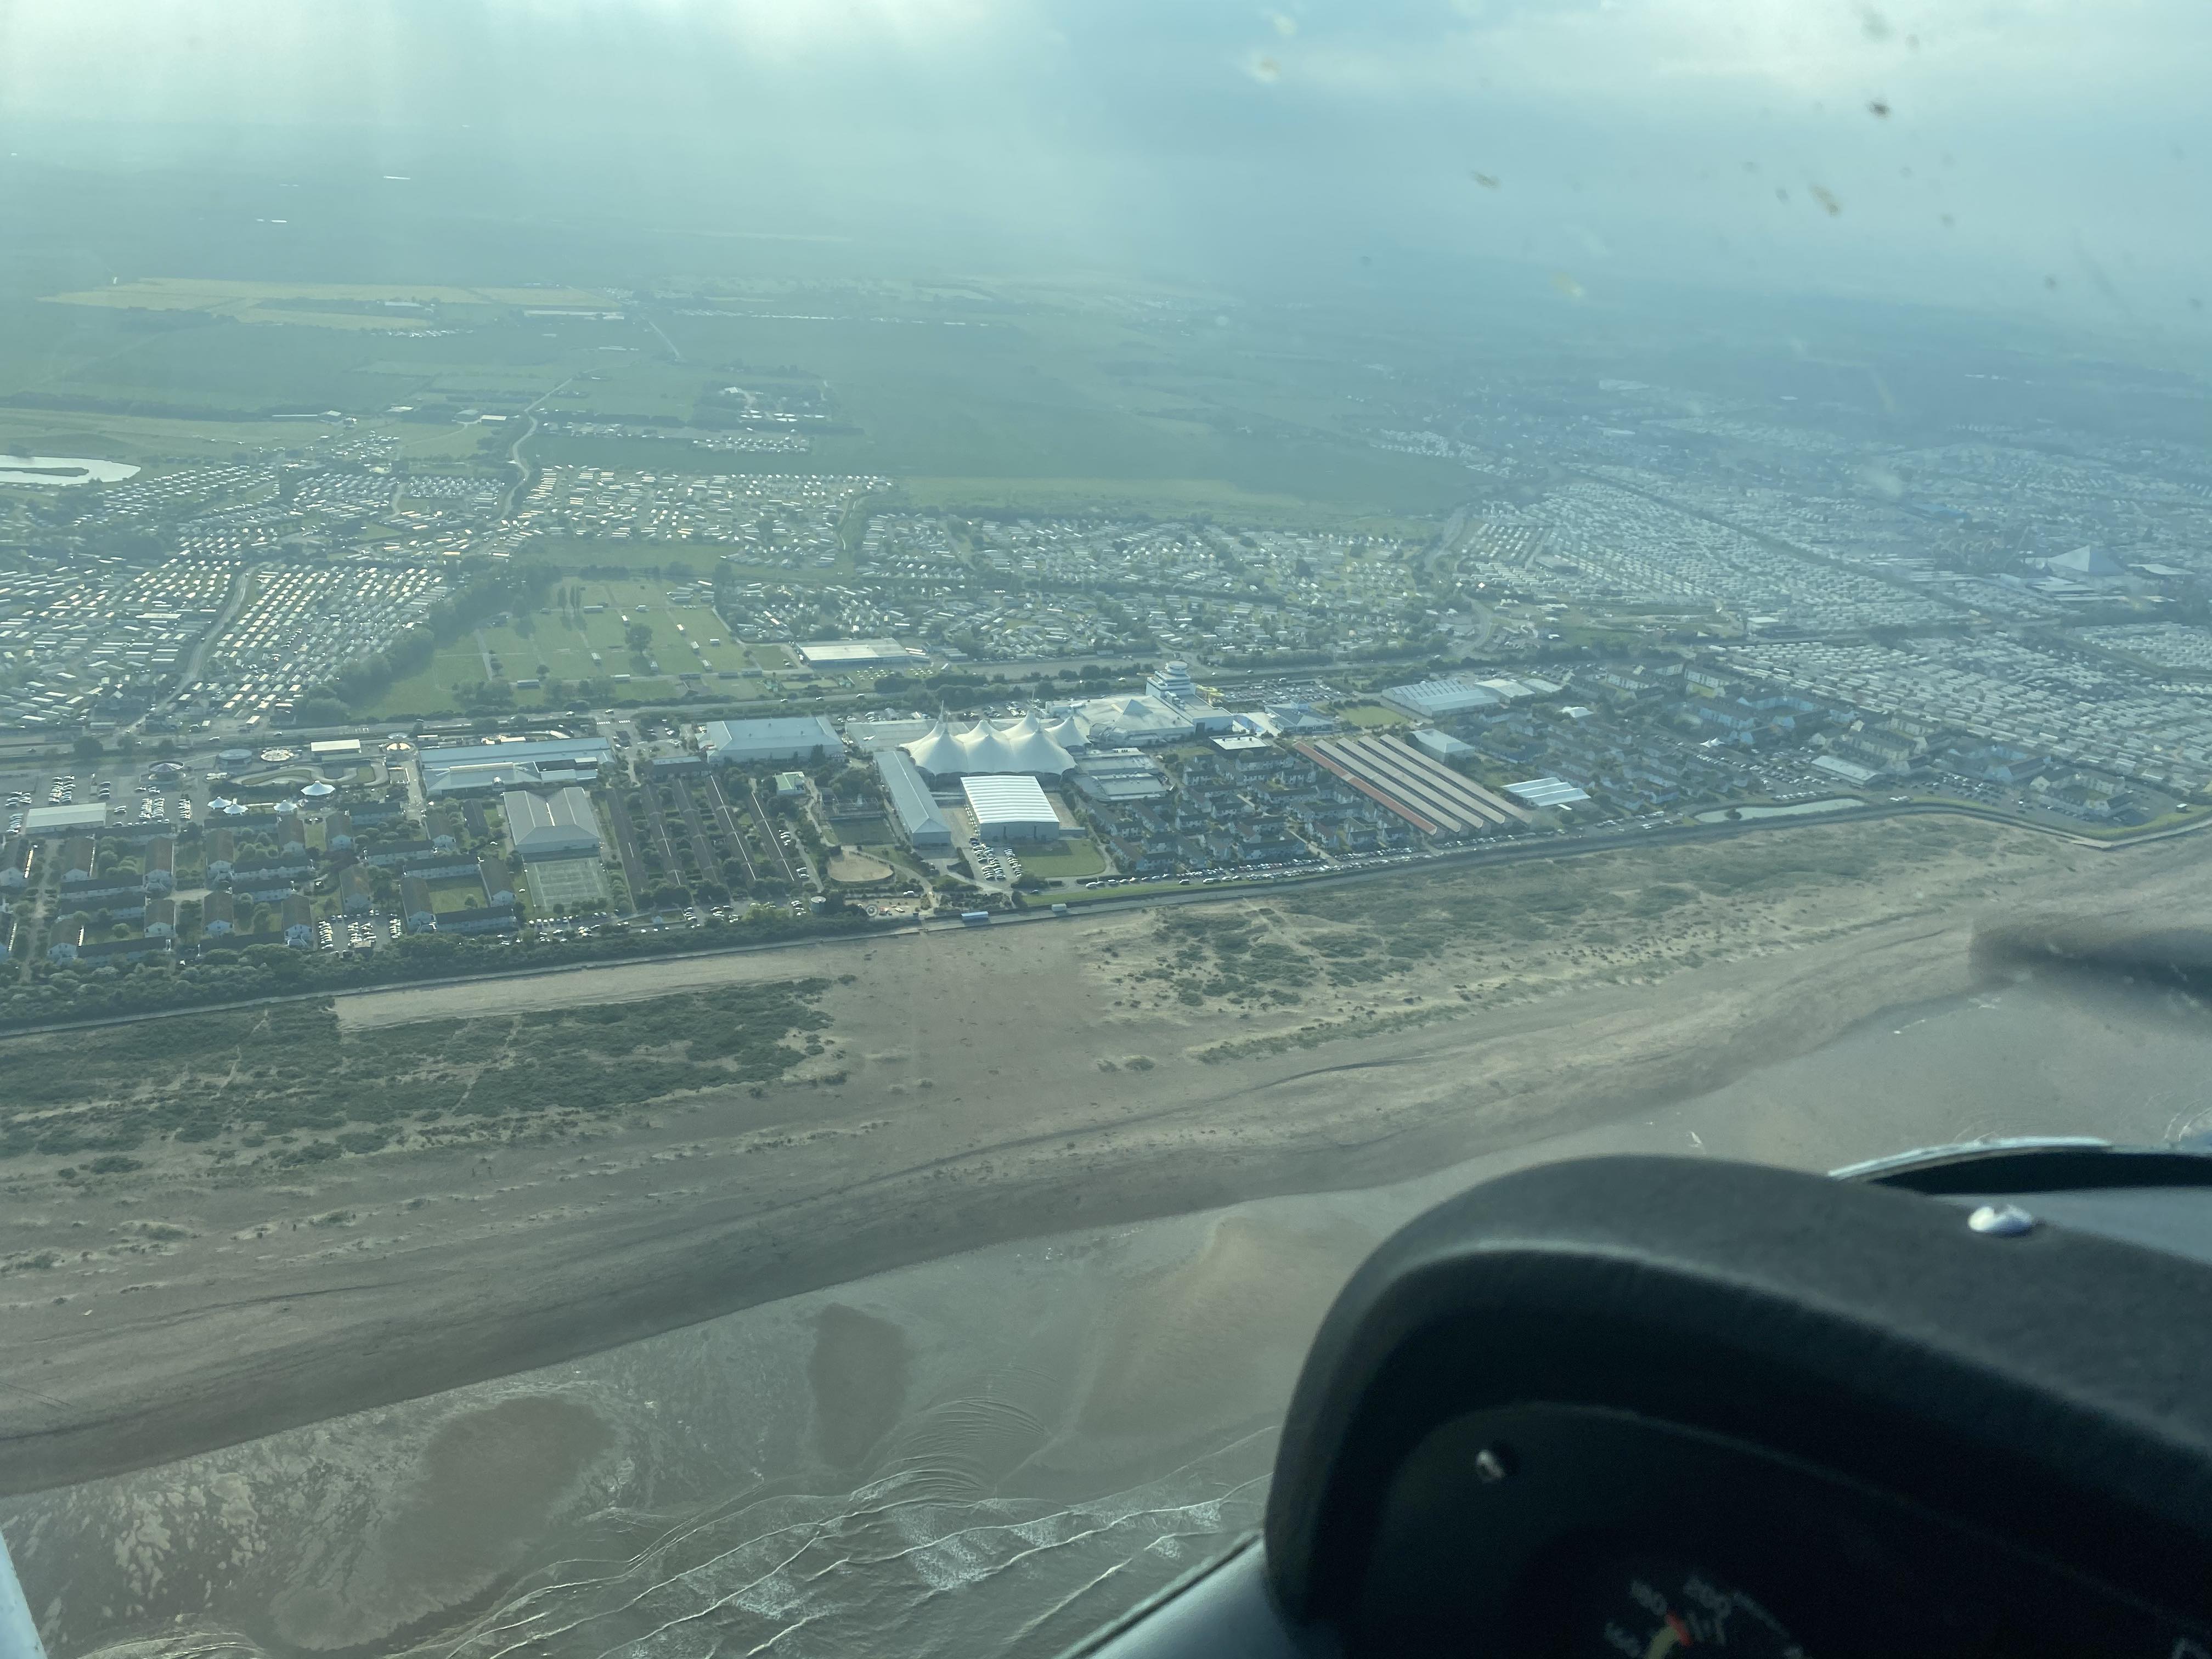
[961,773,1058,828]
[1072,693,1195,746]
[902,715,1075,777]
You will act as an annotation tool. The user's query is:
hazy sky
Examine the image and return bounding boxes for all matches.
[1,0,2205,339]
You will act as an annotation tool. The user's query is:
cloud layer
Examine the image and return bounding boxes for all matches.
[1,0,2203,334]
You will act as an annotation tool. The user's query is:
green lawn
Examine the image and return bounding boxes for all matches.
[1337,702,1413,729]
[427,876,493,914]
[1015,839,1108,878]
[354,579,768,715]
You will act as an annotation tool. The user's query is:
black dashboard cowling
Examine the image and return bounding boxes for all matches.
[1262,1154,2212,1640]
[1062,1152,2212,1658]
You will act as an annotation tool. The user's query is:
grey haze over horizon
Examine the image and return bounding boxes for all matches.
[1,0,2205,351]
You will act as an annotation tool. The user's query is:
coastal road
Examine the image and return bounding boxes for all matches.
[1,794,2203,1046]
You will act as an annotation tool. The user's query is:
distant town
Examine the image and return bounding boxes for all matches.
[7,297,2212,1023]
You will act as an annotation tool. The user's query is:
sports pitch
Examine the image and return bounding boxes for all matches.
[527,857,612,910]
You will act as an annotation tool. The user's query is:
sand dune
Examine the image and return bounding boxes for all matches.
[0,819,2197,1511]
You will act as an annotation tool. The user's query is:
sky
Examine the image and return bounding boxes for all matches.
[0,0,2204,340]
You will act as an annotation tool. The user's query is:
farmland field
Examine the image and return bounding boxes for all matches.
[42,278,613,326]
[4,265,1480,530]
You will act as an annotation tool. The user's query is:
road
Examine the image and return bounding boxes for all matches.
[500,374,576,518]
[669,776,721,883]
[146,566,253,734]
[635,776,682,872]
[600,787,650,905]
[702,771,760,886]
[748,777,802,886]
[5,794,2204,1045]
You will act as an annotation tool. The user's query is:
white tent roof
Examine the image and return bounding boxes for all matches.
[903,715,1075,777]
[903,718,968,776]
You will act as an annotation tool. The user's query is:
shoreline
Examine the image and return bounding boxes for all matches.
[4,815,2200,1498]
[0,795,2180,1045]
[0,911,1987,1496]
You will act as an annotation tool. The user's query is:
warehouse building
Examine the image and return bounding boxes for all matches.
[417,737,612,797]
[699,715,843,766]
[1379,678,1502,720]
[22,803,107,835]
[1069,748,1171,803]
[962,775,1062,843]
[873,749,953,850]
[1069,693,1194,748]
[1297,734,1531,838]
[1504,775,1593,810]
[795,638,921,667]
[501,786,605,861]
[1410,728,1475,761]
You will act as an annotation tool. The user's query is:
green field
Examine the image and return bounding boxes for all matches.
[1015,839,1108,878]
[357,579,768,716]
[426,876,493,915]
[4,269,1492,580]
[1337,702,1414,729]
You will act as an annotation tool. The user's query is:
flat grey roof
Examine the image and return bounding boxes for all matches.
[1505,775,1593,809]
[873,749,951,841]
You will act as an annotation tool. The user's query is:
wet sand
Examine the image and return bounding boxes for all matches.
[0,821,2200,1508]
[9,962,2212,1658]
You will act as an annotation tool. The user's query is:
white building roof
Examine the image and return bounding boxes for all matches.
[962,774,1059,831]
[1381,679,1500,718]
[420,737,611,795]
[22,803,106,833]
[902,715,1076,777]
[1071,693,1194,747]
[1504,775,1592,809]
[797,638,921,665]
[700,716,843,763]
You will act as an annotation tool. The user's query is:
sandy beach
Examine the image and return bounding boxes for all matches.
[0,817,2198,1504]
